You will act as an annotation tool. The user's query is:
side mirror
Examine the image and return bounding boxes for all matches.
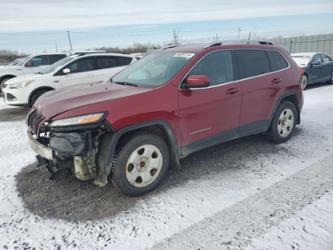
[25,62,32,68]
[312,60,321,66]
[63,68,71,74]
[183,75,210,89]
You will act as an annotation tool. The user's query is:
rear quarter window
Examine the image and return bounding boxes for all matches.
[117,56,133,66]
[267,51,289,71]
[236,50,270,79]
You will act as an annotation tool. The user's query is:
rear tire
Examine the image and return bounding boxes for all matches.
[267,101,297,144]
[29,89,50,107]
[112,132,170,196]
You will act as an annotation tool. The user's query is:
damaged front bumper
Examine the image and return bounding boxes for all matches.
[27,120,112,186]
[27,130,53,160]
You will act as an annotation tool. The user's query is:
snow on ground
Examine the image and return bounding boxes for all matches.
[247,191,333,250]
[0,85,333,250]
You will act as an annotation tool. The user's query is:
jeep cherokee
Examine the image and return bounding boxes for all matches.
[26,41,303,196]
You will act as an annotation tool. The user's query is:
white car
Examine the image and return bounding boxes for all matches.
[2,53,137,107]
[0,53,67,91]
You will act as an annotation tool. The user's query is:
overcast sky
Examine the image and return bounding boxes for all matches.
[1,0,333,52]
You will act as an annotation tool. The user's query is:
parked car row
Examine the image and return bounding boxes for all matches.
[2,53,137,107]
[22,41,305,196]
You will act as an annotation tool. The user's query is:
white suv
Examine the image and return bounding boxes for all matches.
[2,53,137,107]
[0,53,67,91]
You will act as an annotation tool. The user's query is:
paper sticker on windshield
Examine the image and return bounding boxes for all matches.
[174,53,195,59]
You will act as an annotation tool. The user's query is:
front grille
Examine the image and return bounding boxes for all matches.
[27,109,44,134]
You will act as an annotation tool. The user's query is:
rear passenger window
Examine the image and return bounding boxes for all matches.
[49,54,66,64]
[236,50,270,79]
[267,51,289,71]
[117,57,133,66]
[188,51,234,86]
[96,56,118,69]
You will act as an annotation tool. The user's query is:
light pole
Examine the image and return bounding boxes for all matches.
[67,30,73,51]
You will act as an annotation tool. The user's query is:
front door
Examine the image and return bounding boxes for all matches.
[178,50,242,154]
[54,57,97,88]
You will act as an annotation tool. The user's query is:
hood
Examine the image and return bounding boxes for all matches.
[35,81,151,120]
[0,65,22,72]
[6,73,48,84]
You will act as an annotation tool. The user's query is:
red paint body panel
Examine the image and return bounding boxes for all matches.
[34,43,303,152]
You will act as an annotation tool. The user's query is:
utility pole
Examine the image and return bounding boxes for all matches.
[55,43,58,52]
[172,29,179,45]
[247,32,252,43]
[214,33,219,42]
[237,27,242,40]
[67,30,73,51]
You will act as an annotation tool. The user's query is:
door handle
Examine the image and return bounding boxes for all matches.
[272,78,282,84]
[225,88,239,95]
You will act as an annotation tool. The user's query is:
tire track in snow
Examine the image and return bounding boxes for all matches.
[153,153,333,250]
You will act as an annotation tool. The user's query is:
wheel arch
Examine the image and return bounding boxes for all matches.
[95,120,181,185]
[0,74,16,83]
[271,91,301,125]
[28,86,54,106]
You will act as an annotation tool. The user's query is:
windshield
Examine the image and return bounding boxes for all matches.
[37,56,74,74]
[112,51,196,87]
[7,57,27,66]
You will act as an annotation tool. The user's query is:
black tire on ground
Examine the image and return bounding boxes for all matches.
[112,132,170,196]
[301,74,308,90]
[29,89,50,107]
[267,101,298,144]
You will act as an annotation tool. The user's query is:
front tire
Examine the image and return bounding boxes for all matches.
[301,75,308,90]
[113,133,170,196]
[268,101,297,144]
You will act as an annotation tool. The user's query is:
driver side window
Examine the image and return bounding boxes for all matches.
[188,51,234,86]
[26,55,49,67]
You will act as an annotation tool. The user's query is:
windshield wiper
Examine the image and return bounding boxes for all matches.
[112,81,139,87]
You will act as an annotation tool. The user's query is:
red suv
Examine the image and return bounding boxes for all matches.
[27,42,303,196]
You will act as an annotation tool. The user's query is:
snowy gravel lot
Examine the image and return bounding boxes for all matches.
[0,84,333,250]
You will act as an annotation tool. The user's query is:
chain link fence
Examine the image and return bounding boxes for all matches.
[272,34,333,56]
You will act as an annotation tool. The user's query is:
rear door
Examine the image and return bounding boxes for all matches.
[179,50,242,150]
[53,56,97,88]
[95,56,133,83]
[237,49,288,136]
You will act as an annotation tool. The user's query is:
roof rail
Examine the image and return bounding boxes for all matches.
[204,40,274,48]
[205,42,223,48]
[257,41,274,45]
[160,44,178,50]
